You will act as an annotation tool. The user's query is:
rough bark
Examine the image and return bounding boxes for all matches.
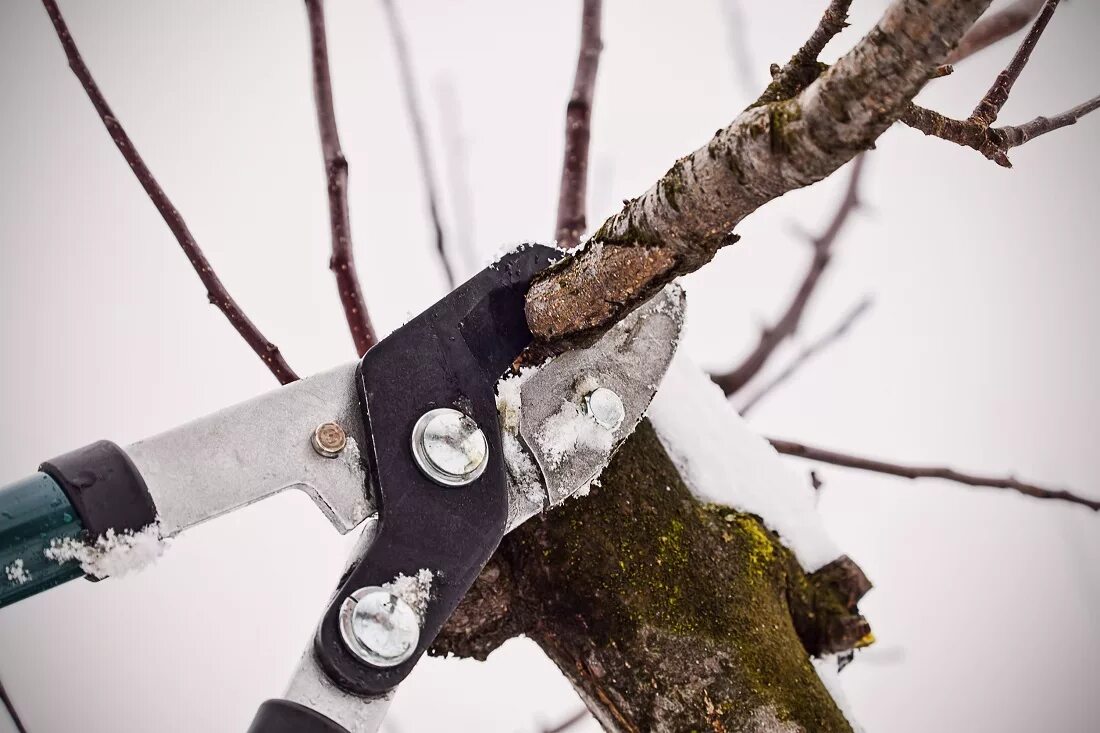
[437,422,872,732]
[525,0,993,353]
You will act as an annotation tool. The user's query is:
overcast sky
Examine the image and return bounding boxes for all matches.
[1,1,1098,731]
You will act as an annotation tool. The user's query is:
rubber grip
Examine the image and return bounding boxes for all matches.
[247,700,350,733]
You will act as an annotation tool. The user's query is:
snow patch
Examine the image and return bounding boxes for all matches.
[43,522,167,580]
[648,352,840,571]
[536,400,614,470]
[4,558,30,585]
[341,436,366,480]
[384,569,434,620]
[812,655,863,732]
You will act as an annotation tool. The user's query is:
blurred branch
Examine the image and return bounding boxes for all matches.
[41,0,300,384]
[555,0,604,250]
[381,0,455,289]
[757,0,852,106]
[542,708,589,733]
[769,438,1100,511]
[304,0,377,356]
[719,0,759,99]
[0,672,27,733]
[739,297,873,415]
[711,154,867,396]
[900,0,1096,166]
[436,79,479,276]
[947,0,1045,64]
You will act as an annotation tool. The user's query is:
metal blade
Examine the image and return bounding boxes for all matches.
[125,363,372,537]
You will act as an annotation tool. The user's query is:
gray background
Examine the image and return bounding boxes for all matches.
[1,0,1098,731]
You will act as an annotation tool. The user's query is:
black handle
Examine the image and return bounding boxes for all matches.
[247,700,350,733]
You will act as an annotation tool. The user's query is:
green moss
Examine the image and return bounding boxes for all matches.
[769,99,803,155]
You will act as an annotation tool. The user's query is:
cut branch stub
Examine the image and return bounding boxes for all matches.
[526,0,993,349]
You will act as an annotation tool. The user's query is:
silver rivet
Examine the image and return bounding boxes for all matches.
[312,422,347,458]
[339,587,419,668]
[411,408,488,487]
[584,387,625,431]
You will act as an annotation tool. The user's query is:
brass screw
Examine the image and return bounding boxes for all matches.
[312,421,348,458]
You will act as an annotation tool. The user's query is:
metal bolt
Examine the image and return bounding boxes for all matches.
[410,408,488,487]
[339,587,420,668]
[584,387,625,431]
[312,421,347,458]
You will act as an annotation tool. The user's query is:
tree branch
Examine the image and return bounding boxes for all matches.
[543,708,589,733]
[712,153,866,395]
[739,297,873,415]
[756,0,853,106]
[304,0,377,356]
[526,0,993,353]
[970,0,1059,127]
[381,0,455,289]
[41,0,300,385]
[0,672,27,733]
[946,0,1045,64]
[555,0,604,250]
[769,438,1100,511]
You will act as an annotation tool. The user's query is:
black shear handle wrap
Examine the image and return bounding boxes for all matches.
[247,700,350,733]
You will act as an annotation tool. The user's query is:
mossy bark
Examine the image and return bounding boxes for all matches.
[435,422,871,732]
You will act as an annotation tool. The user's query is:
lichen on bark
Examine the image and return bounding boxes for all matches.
[435,422,871,732]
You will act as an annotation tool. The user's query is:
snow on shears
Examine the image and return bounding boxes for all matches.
[0,244,684,733]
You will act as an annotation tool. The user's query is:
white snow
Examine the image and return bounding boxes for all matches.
[43,522,167,580]
[341,435,366,481]
[536,400,615,470]
[384,569,434,620]
[647,351,841,571]
[496,368,546,508]
[4,558,30,585]
[812,655,864,733]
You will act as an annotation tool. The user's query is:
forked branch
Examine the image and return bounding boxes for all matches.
[41,0,299,384]
[770,438,1100,511]
[305,0,377,356]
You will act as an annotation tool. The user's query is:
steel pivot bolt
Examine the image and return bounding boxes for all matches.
[312,421,347,458]
[411,408,488,486]
[584,387,625,431]
[339,587,420,668]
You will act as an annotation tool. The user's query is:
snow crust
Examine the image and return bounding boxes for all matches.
[648,352,840,571]
[536,399,614,470]
[4,558,30,585]
[43,522,167,580]
[812,656,863,732]
[384,569,434,620]
[496,369,547,507]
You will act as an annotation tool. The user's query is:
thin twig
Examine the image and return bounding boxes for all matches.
[304,0,377,356]
[711,153,866,396]
[41,0,299,384]
[719,0,759,100]
[381,0,455,289]
[739,297,872,415]
[998,95,1100,148]
[769,438,1100,511]
[947,0,1046,64]
[970,0,1060,126]
[543,707,589,733]
[436,79,480,276]
[0,672,27,733]
[757,0,853,105]
[555,0,604,250]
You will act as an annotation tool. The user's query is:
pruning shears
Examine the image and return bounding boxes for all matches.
[0,245,684,732]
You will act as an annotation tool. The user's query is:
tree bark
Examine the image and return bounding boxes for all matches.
[436,422,871,732]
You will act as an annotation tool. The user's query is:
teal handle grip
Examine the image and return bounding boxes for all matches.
[0,472,85,608]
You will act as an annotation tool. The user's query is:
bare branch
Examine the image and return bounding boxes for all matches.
[739,297,873,415]
[712,154,867,395]
[542,708,589,733]
[304,0,377,356]
[970,0,1060,126]
[526,0,993,352]
[381,0,455,289]
[0,672,27,733]
[719,0,759,99]
[947,0,1045,64]
[41,0,299,384]
[757,0,853,106]
[769,438,1100,511]
[998,94,1100,147]
[555,0,604,250]
[436,79,480,276]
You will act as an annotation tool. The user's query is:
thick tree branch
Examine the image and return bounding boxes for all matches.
[769,438,1100,511]
[41,0,300,384]
[381,0,455,289]
[526,0,993,353]
[712,154,866,396]
[555,0,604,250]
[305,0,377,356]
[739,297,872,415]
[947,0,1045,64]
